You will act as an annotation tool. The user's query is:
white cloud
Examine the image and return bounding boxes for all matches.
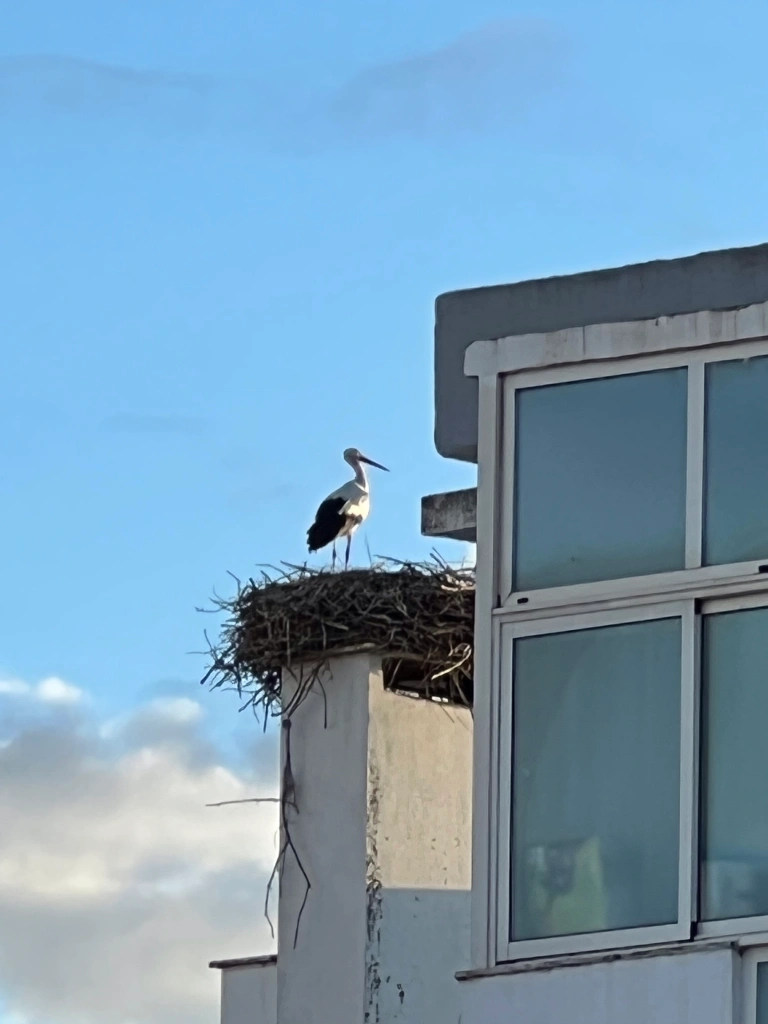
[97,697,205,743]
[147,696,203,724]
[0,680,279,1024]
[35,676,85,704]
[0,676,85,705]
[0,679,30,696]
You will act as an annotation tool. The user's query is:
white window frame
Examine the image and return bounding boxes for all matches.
[465,303,768,970]
[741,945,768,1024]
[494,600,697,962]
[499,337,768,613]
[698,591,768,942]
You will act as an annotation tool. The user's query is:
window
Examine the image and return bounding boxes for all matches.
[488,338,768,963]
[704,356,768,566]
[742,948,768,1024]
[510,617,681,943]
[759,962,768,1024]
[513,368,688,590]
[500,349,768,609]
[497,604,694,958]
[701,605,768,924]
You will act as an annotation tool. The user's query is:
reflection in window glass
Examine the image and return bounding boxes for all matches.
[758,963,768,1024]
[510,618,681,942]
[702,608,768,921]
[705,356,768,566]
[513,369,688,591]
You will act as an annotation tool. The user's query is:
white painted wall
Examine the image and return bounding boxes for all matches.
[277,656,371,1024]
[460,947,740,1024]
[367,685,472,890]
[367,683,472,1023]
[374,889,470,1022]
[276,655,473,1024]
[221,963,277,1024]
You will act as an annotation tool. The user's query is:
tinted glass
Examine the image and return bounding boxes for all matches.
[758,963,768,1024]
[511,618,681,941]
[514,368,688,590]
[702,608,768,920]
[705,357,768,565]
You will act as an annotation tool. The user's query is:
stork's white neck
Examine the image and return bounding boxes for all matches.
[352,459,368,489]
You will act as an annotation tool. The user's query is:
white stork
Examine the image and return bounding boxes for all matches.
[307,447,389,569]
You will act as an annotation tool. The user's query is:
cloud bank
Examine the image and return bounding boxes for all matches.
[0,19,573,148]
[325,19,570,143]
[0,679,278,1024]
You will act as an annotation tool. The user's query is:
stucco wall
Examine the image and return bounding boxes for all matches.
[366,682,472,1023]
[276,657,473,1024]
[459,946,740,1024]
[221,963,277,1024]
[374,889,470,1023]
[277,657,372,1024]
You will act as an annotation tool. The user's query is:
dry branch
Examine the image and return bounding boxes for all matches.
[200,556,475,718]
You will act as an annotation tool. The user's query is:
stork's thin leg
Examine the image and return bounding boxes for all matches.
[331,543,337,571]
[345,535,352,570]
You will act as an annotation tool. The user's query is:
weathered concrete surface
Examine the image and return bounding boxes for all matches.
[421,487,477,542]
[278,658,371,1024]
[271,656,472,1024]
[217,958,277,1024]
[366,684,472,1023]
[436,242,768,462]
[459,945,740,1024]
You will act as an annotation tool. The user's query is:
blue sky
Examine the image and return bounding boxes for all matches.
[2,0,768,1020]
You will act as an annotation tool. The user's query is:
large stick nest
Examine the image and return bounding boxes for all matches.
[200,557,475,718]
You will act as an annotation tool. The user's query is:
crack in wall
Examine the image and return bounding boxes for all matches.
[365,753,383,1023]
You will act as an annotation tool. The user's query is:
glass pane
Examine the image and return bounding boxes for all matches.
[511,618,681,941]
[702,608,768,921]
[758,963,768,1024]
[513,369,687,590]
[705,357,768,565]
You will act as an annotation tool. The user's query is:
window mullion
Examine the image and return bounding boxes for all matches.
[500,377,515,604]
[679,601,701,935]
[685,361,705,570]
[495,623,513,962]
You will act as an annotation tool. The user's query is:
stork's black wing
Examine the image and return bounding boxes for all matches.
[307,497,347,552]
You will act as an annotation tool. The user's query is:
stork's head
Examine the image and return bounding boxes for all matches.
[343,447,389,472]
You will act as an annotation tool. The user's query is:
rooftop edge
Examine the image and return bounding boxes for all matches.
[209,954,277,971]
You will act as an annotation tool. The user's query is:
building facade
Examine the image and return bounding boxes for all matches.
[426,243,768,1024]
[214,242,768,1023]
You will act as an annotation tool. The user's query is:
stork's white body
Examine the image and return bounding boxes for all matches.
[307,448,388,568]
[326,477,371,538]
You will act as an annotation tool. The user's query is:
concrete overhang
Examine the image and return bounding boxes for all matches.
[209,954,277,970]
[421,488,477,543]
[435,242,768,463]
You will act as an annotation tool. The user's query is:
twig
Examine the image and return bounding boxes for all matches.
[281,720,311,948]
[263,838,285,941]
[262,720,312,947]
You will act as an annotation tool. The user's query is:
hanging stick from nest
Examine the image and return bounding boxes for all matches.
[263,719,311,948]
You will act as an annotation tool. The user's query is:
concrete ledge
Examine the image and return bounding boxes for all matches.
[209,954,277,970]
[421,488,477,543]
[455,938,736,981]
